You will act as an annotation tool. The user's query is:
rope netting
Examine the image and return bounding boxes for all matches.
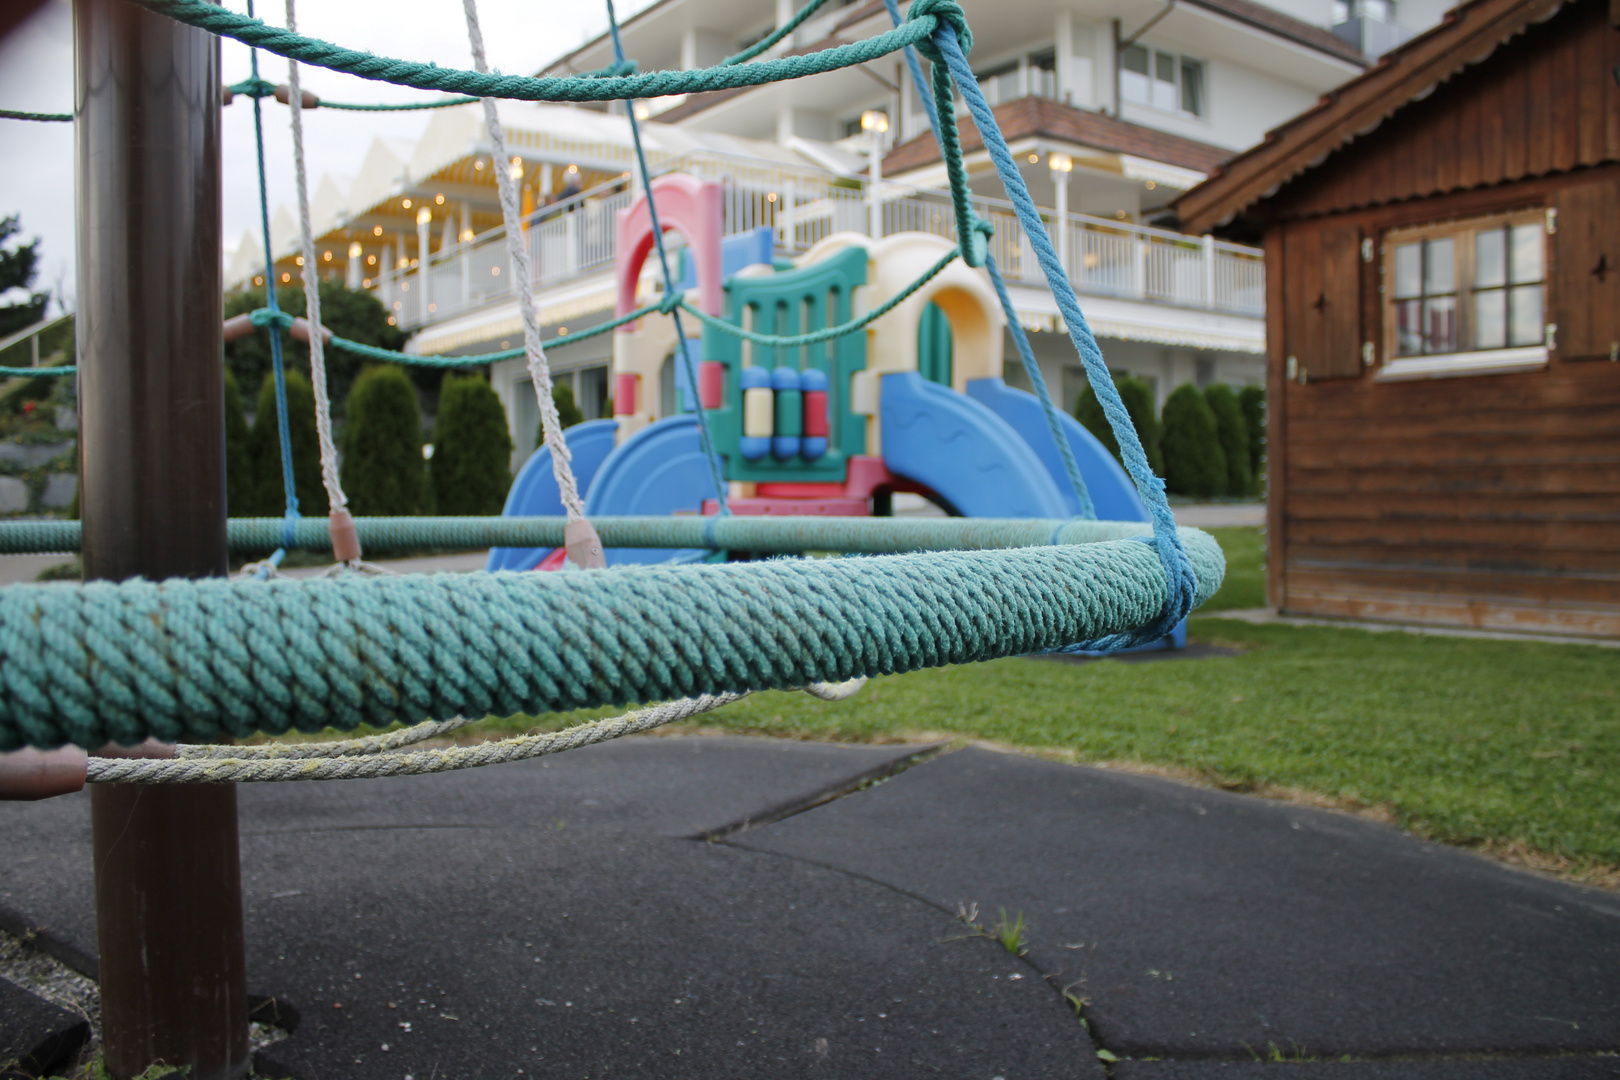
[0,0,1225,770]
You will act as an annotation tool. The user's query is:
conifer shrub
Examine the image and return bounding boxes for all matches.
[247,368,323,517]
[431,373,513,515]
[341,364,428,516]
[1159,383,1226,498]
[1075,374,1164,475]
[1238,384,1266,490]
[1203,383,1252,497]
[223,368,252,516]
[551,381,584,436]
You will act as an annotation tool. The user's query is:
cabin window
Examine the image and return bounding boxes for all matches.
[1384,211,1547,363]
[1120,45,1205,117]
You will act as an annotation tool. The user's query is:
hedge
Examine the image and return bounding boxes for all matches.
[341,364,429,516]
[1239,384,1265,488]
[1160,383,1226,498]
[247,367,323,517]
[1203,383,1252,497]
[1075,374,1164,476]
[223,368,251,516]
[432,372,513,515]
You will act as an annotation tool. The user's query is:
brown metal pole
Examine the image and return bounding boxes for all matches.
[75,1,248,1077]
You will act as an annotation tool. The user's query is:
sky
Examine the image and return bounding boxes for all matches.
[0,0,658,315]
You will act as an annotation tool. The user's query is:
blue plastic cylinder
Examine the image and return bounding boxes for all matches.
[771,366,802,461]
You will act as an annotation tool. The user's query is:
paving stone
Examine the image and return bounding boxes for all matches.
[38,475,74,510]
[0,480,28,516]
[0,977,88,1079]
[1112,1058,1620,1079]
[735,747,1620,1059]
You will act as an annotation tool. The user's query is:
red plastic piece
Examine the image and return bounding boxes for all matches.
[802,390,829,437]
[699,361,725,409]
[531,547,569,572]
[614,373,638,415]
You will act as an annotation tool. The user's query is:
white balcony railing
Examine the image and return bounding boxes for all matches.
[377,151,1264,333]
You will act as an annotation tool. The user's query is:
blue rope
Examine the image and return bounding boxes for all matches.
[605,0,729,515]
[246,1,300,551]
[882,0,1093,520]
[931,18,1194,649]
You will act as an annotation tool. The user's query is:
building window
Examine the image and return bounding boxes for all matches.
[1385,211,1546,360]
[1121,45,1204,117]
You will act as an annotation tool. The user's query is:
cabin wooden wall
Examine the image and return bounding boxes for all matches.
[1266,167,1620,637]
[1273,0,1620,222]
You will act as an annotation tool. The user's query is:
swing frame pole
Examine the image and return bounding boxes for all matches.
[75,0,249,1075]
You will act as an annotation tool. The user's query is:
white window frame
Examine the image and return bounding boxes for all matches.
[1119,44,1206,118]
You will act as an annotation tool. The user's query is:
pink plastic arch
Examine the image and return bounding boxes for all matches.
[615,174,724,327]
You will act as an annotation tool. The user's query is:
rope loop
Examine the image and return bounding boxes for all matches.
[656,288,687,315]
[963,215,994,268]
[908,0,972,63]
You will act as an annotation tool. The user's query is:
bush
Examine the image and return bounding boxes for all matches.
[224,281,404,411]
[1203,383,1252,497]
[550,381,584,438]
[247,367,324,517]
[1075,374,1164,475]
[223,368,251,515]
[341,364,428,516]
[431,373,513,515]
[1159,383,1226,498]
[1238,384,1265,489]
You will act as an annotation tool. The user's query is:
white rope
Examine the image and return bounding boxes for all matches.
[179,716,479,760]
[86,693,745,783]
[461,0,587,523]
[284,0,349,521]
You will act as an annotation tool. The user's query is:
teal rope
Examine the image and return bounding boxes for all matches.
[933,18,1192,650]
[320,96,478,111]
[0,366,74,378]
[0,110,71,122]
[0,528,1223,751]
[245,1,301,552]
[606,0,729,514]
[0,514,1193,556]
[226,76,276,98]
[133,0,938,104]
[680,246,959,347]
[721,0,834,66]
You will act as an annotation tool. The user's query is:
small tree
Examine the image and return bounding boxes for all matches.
[341,364,428,516]
[1238,384,1265,491]
[1203,383,1252,497]
[1075,374,1164,475]
[223,368,252,516]
[224,280,404,409]
[432,372,513,515]
[1159,383,1226,498]
[248,367,324,517]
[551,381,584,436]
[0,214,49,339]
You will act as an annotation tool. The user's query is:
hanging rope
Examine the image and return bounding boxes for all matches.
[605,0,730,515]
[285,0,360,565]
[926,10,1194,649]
[720,0,834,66]
[245,0,302,562]
[0,366,74,378]
[461,0,603,567]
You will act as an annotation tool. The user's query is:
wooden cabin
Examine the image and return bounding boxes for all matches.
[1176,0,1620,638]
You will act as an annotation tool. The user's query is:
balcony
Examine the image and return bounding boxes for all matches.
[377,152,1263,334]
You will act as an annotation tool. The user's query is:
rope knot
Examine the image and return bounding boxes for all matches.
[908,0,972,64]
[656,289,686,315]
[249,307,296,332]
[595,59,639,78]
[227,76,277,99]
[962,216,994,268]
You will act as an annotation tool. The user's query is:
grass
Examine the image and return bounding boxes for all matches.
[260,526,1620,882]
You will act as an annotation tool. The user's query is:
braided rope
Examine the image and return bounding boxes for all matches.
[87,692,745,783]
[0,110,71,122]
[132,0,938,104]
[606,0,730,515]
[463,0,586,526]
[320,96,478,110]
[0,366,74,378]
[721,0,834,66]
[679,246,959,346]
[285,1,351,527]
[0,533,1224,751]
[179,715,476,759]
[0,513,1174,556]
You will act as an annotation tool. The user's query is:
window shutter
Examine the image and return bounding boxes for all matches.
[1284,222,1362,380]
[1553,178,1620,362]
